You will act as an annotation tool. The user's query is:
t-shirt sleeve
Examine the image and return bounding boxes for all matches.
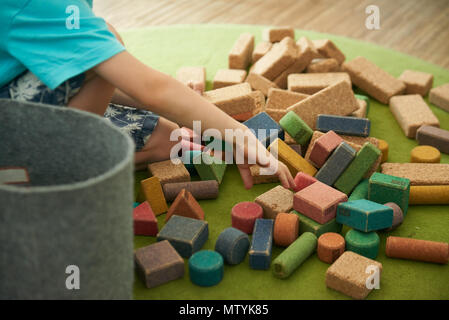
[6,0,125,89]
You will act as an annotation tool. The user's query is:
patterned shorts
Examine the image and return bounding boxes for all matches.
[0,71,159,151]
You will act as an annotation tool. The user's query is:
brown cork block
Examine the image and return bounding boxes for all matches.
[163,180,219,202]
[307,58,340,73]
[326,251,382,300]
[176,66,206,94]
[249,165,279,184]
[229,33,255,70]
[245,73,279,97]
[429,83,449,112]
[351,99,368,118]
[342,56,406,104]
[312,39,346,65]
[389,94,439,138]
[165,189,205,222]
[286,81,359,129]
[409,185,449,205]
[317,232,345,264]
[416,125,449,154]
[274,212,299,247]
[381,163,449,185]
[265,88,308,122]
[288,72,351,95]
[262,27,295,42]
[297,36,321,60]
[148,159,190,185]
[252,41,273,63]
[386,236,449,264]
[140,176,169,215]
[398,70,433,96]
[213,69,247,89]
[255,185,294,219]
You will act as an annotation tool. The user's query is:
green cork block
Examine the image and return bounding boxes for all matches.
[355,94,370,114]
[193,152,227,183]
[279,111,313,146]
[349,179,369,201]
[345,229,380,259]
[292,210,342,237]
[368,172,411,216]
[272,232,317,279]
[334,142,381,194]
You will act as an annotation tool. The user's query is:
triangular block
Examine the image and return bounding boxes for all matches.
[133,201,158,236]
[165,189,205,222]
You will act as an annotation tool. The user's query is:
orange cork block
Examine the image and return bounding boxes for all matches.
[313,39,346,65]
[274,212,300,247]
[246,73,279,96]
[165,189,204,222]
[317,232,345,264]
[287,72,351,95]
[410,145,441,163]
[176,66,206,94]
[398,70,433,96]
[148,160,190,185]
[409,185,449,205]
[229,33,254,70]
[307,58,340,73]
[252,41,272,63]
[262,27,295,42]
[140,176,168,215]
[377,139,389,163]
[213,69,247,89]
[386,236,449,264]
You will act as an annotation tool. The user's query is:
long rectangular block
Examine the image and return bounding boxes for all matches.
[255,185,293,219]
[334,142,381,194]
[398,70,433,96]
[245,73,279,96]
[316,115,370,137]
[410,186,449,204]
[140,176,169,215]
[262,27,295,42]
[229,33,254,70]
[368,172,410,216]
[279,111,313,146]
[213,69,247,89]
[176,66,206,94]
[307,58,340,73]
[252,41,272,63]
[309,130,344,168]
[148,160,190,185]
[381,163,449,186]
[265,88,308,121]
[342,56,406,104]
[288,72,351,95]
[162,180,219,202]
[315,142,356,185]
[312,39,345,65]
[193,153,227,184]
[286,81,359,129]
[416,125,449,154]
[292,210,342,237]
[243,112,284,148]
[429,83,449,112]
[249,219,274,270]
[389,94,439,138]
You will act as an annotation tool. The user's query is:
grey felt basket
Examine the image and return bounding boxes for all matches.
[0,99,135,299]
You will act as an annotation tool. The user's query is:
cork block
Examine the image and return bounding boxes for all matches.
[317,115,370,137]
[307,58,340,73]
[345,229,380,259]
[265,89,308,122]
[292,210,342,238]
[381,162,449,185]
[267,138,317,177]
[317,232,345,264]
[315,142,357,186]
[368,172,410,215]
[337,199,393,232]
[287,72,351,95]
[390,94,439,138]
[243,112,284,147]
[354,94,370,114]
[273,212,300,247]
[176,66,206,94]
[351,99,368,118]
[193,153,227,184]
[386,236,449,264]
[287,81,359,130]
[398,70,433,96]
[334,142,381,194]
[410,145,441,163]
[429,83,449,112]
[252,41,272,63]
[189,250,224,286]
[148,159,190,185]
[294,181,348,224]
[255,185,294,219]
[165,189,205,222]
[162,180,219,202]
[293,172,318,192]
[231,201,264,234]
[135,240,184,289]
[326,251,382,300]
[133,201,158,236]
[249,165,279,184]
[279,111,313,145]
[157,215,209,258]
[213,69,247,89]
[309,130,344,168]
[0,167,29,185]
[140,176,168,215]
[348,179,369,201]
[416,125,449,154]
[377,139,389,163]
[409,185,449,205]
[215,227,250,265]
[245,73,279,96]
[313,39,345,65]
[382,202,404,232]
[249,218,274,270]
[229,33,254,70]
[262,27,295,42]
[342,56,405,104]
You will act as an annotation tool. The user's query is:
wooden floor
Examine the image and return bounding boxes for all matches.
[93,0,449,70]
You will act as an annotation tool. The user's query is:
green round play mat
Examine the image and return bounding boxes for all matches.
[124,24,449,300]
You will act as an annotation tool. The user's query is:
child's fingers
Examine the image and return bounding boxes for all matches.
[237,165,254,190]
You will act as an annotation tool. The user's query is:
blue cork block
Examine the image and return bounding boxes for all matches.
[336,199,394,232]
[133,202,141,208]
[215,227,250,265]
[315,142,356,186]
[316,114,371,137]
[349,179,369,201]
[182,150,202,174]
[345,229,380,259]
[249,219,274,270]
[243,112,284,148]
[189,250,224,287]
[355,94,370,115]
[157,215,209,258]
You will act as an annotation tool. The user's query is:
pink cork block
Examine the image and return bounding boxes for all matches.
[309,130,343,168]
[293,172,318,192]
[294,181,348,224]
[133,201,158,236]
[231,201,264,234]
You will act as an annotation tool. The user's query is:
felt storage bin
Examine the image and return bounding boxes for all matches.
[0,99,135,299]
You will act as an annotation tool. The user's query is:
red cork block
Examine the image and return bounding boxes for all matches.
[293,172,318,192]
[309,130,344,168]
[386,236,449,264]
[273,213,300,247]
[294,181,348,224]
[165,189,205,222]
[317,232,345,264]
[133,201,158,236]
[231,201,264,234]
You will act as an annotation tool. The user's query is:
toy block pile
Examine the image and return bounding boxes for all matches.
[133,26,449,297]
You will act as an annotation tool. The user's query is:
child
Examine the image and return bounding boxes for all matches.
[0,0,295,190]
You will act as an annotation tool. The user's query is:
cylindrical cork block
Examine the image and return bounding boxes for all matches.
[317,232,345,264]
[386,236,449,264]
[272,232,317,279]
[189,250,224,286]
[162,180,219,202]
[231,201,263,234]
[215,227,250,265]
[345,229,380,259]
[382,202,404,232]
[410,145,441,163]
[274,213,299,247]
[409,185,449,205]
[377,139,389,163]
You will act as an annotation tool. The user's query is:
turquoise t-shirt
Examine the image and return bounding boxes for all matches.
[0,0,125,89]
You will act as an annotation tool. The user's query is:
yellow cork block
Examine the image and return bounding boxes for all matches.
[410,145,441,163]
[268,138,317,177]
[410,185,449,204]
[377,139,389,163]
[140,176,168,215]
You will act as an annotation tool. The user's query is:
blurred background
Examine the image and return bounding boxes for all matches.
[93,0,449,70]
